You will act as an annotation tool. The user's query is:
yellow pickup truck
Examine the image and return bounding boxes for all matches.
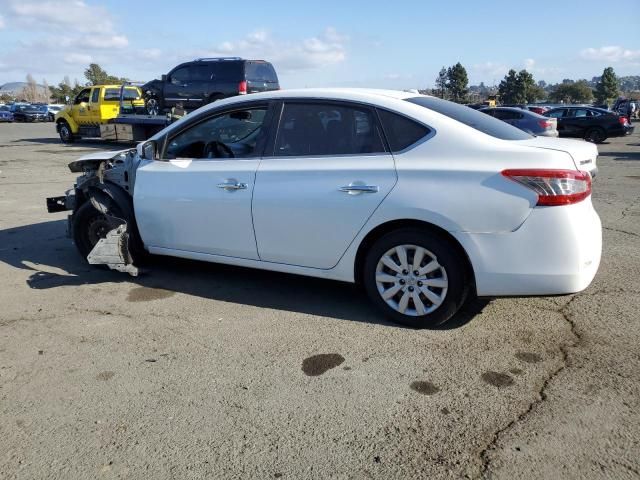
[55,85,148,143]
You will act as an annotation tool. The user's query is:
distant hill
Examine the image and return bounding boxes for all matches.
[0,82,48,97]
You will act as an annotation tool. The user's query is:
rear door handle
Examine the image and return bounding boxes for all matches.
[217,181,247,191]
[339,184,379,194]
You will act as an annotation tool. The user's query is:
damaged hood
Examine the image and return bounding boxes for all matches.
[68,149,135,173]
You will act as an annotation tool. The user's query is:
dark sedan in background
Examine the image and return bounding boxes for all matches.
[11,104,48,122]
[544,106,633,143]
[480,107,558,136]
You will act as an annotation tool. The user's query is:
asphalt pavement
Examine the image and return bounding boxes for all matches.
[0,122,638,479]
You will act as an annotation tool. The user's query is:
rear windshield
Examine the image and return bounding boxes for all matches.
[406,96,532,140]
[246,62,278,83]
[104,88,141,101]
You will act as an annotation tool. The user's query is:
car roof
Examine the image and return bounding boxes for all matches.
[201,88,419,109]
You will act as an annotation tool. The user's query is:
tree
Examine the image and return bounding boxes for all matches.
[498,69,519,104]
[549,80,594,103]
[595,67,619,106]
[19,74,49,103]
[49,76,74,103]
[84,63,127,85]
[435,67,448,99]
[446,62,468,103]
[498,69,546,104]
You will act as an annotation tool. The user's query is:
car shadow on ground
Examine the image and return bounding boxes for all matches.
[609,150,640,161]
[12,137,132,150]
[0,219,487,329]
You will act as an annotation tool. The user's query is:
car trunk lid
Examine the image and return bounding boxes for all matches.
[514,136,598,176]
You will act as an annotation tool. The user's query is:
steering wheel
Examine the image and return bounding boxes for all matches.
[203,141,235,159]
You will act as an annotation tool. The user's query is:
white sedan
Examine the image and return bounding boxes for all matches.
[47,89,602,328]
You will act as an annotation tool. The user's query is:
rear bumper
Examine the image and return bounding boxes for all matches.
[453,199,602,296]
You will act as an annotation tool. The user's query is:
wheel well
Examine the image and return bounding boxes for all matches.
[354,219,476,290]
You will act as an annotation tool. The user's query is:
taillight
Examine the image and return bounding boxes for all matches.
[538,120,553,129]
[238,80,247,95]
[501,169,592,206]
[618,116,628,125]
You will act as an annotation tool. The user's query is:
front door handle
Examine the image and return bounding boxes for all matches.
[339,184,379,194]
[217,181,247,191]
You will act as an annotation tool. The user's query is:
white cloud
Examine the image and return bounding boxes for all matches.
[80,35,129,49]
[580,46,640,64]
[524,58,535,70]
[206,28,349,72]
[472,61,509,78]
[6,0,116,34]
[64,53,92,65]
[0,15,5,29]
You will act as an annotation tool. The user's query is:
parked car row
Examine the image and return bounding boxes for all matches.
[478,104,634,143]
[0,103,64,122]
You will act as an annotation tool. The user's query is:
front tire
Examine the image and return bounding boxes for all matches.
[363,229,470,328]
[73,202,124,260]
[145,95,161,115]
[58,121,75,144]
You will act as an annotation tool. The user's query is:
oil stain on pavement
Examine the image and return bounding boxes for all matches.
[127,286,175,302]
[481,371,514,388]
[410,381,440,395]
[515,351,542,364]
[302,354,345,376]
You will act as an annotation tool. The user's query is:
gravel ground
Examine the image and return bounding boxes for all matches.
[0,122,638,479]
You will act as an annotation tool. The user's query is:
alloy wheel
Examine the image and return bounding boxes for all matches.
[375,245,448,316]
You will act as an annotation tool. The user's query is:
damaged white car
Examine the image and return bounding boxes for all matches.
[47,89,601,328]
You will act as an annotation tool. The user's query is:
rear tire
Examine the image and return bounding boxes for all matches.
[584,127,606,143]
[362,228,470,328]
[58,121,75,144]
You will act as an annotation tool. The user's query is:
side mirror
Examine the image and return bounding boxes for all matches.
[141,140,157,160]
[161,74,167,82]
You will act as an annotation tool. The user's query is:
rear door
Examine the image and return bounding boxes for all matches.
[245,61,279,93]
[252,100,396,269]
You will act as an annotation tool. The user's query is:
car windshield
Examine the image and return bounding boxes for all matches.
[406,96,533,140]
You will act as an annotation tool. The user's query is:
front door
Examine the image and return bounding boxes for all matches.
[88,87,101,124]
[71,88,92,125]
[252,101,397,269]
[134,104,272,259]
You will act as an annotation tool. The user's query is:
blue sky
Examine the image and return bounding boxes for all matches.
[0,0,638,88]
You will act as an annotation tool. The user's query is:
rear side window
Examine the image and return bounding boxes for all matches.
[104,88,141,101]
[406,96,532,140]
[275,102,385,156]
[493,109,522,120]
[546,109,566,118]
[246,62,278,83]
[377,109,430,152]
[212,62,243,81]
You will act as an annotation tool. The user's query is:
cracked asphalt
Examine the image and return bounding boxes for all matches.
[0,122,639,479]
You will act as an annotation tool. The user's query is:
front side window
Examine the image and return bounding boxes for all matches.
[74,89,91,104]
[169,67,189,85]
[91,88,100,103]
[275,102,385,156]
[164,107,268,159]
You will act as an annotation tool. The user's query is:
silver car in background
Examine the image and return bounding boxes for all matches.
[480,107,558,137]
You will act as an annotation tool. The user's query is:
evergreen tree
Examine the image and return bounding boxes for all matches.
[435,67,448,99]
[446,63,468,103]
[595,67,619,105]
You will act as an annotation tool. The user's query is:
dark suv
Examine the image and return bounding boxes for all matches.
[142,57,279,115]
